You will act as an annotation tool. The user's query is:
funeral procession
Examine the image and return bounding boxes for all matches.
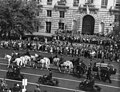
[0,0,120,92]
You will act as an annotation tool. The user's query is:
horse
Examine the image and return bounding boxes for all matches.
[38,57,50,70]
[60,60,73,74]
[4,54,12,68]
[24,55,31,66]
[53,57,60,66]
[13,58,23,67]
[31,55,36,61]
[20,56,26,67]
[43,57,50,70]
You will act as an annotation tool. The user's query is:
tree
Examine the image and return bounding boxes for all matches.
[0,0,42,39]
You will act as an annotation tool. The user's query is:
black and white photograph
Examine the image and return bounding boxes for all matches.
[0,0,119,92]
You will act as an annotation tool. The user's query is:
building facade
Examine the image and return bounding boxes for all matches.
[35,0,120,35]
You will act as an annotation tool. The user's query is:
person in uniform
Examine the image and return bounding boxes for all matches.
[105,67,112,83]
[47,69,52,81]
[97,66,101,81]
[86,63,92,80]
[13,65,20,76]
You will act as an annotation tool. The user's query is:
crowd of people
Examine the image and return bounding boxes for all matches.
[0,33,120,62]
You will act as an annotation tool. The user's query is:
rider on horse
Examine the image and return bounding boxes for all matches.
[13,65,20,76]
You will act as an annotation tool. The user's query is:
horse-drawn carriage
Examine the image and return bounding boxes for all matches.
[6,66,24,81]
[73,61,87,77]
[92,62,117,82]
[93,63,117,75]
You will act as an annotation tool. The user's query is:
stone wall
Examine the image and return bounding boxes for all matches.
[38,2,115,35]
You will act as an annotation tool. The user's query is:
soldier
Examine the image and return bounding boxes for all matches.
[86,63,92,80]
[13,65,20,76]
[97,66,101,81]
[47,69,52,81]
[105,67,112,83]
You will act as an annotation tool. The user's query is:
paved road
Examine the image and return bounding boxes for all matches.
[0,49,120,92]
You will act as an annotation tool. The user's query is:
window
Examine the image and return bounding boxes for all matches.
[47,0,52,5]
[47,10,52,17]
[59,11,65,18]
[59,22,64,30]
[86,0,93,4]
[46,22,51,33]
[114,15,120,27]
[36,0,41,4]
[101,0,108,8]
[73,0,79,6]
[115,15,120,22]
[115,3,120,9]
[115,0,120,9]
[36,25,39,32]
[116,0,120,3]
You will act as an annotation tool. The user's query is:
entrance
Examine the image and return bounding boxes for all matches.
[82,15,95,35]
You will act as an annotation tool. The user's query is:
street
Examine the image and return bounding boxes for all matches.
[0,49,120,92]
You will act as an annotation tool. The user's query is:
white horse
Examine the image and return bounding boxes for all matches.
[31,55,36,61]
[61,60,73,74]
[13,58,23,67]
[24,55,31,66]
[4,54,12,68]
[53,57,60,66]
[39,57,50,70]
[31,54,39,61]
[20,56,26,67]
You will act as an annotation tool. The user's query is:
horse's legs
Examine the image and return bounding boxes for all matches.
[7,60,11,68]
[7,65,10,68]
[29,59,31,66]
[58,67,61,72]
[41,63,44,70]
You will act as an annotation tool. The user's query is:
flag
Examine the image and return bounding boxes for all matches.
[86,5,90,14]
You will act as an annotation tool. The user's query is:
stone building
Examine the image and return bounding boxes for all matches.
[34,0,120,35]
